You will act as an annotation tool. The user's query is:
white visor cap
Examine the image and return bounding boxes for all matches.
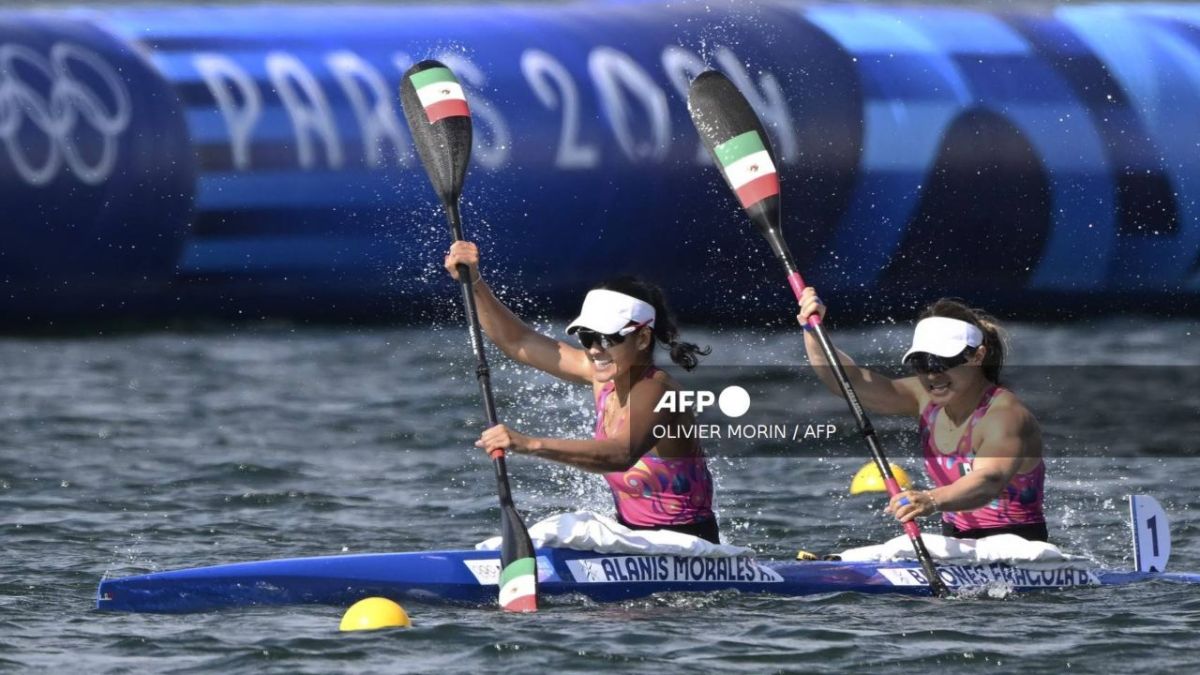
[901,317,984,364]
[566,289,656,335]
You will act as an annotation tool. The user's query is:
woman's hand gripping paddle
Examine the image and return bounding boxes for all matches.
[400,60,538,612]
[686,70,949,598]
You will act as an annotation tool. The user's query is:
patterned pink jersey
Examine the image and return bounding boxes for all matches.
[921,385,1046,531]
[595,369,715,528]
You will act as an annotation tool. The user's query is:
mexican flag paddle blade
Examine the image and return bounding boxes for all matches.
[400,60,473,211]
[687,70,784,250]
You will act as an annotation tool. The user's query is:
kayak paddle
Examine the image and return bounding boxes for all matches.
[400,60,539,612]
[687,70,950,598]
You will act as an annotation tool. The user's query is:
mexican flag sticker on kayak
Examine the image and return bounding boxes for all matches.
[498,557,537,612]
[410,67,470,124]
[714,130,779,208]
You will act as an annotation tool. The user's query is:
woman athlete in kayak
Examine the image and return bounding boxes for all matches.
[798,291,1049,542]
[445,242,721,543]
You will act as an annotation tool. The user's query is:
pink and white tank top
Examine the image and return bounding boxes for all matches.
[595,369,715,528]
[921,385,1046,531]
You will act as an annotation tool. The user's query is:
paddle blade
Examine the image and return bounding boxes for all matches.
[400,60,473,209]
[687,70,783,237]
[498,502,538,612]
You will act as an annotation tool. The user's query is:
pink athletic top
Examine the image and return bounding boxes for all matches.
[595,368,715,528]
[921,385,1046,531]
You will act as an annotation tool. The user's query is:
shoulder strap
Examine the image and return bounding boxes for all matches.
[966,385,1002,430]
[918,399,939,430]
[594,382,615,437]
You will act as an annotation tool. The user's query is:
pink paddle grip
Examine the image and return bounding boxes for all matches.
[883,477,904,497]
[885,477,924,538]
[787,272,822,329]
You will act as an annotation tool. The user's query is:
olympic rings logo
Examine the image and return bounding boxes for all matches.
[0,42,132,186]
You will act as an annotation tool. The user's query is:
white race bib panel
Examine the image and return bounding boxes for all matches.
[463,556,554,585]
[878,563,1099,588]
[565,555,783,584]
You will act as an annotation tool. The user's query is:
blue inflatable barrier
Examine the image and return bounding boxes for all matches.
[2,2,1200,325]
[0,13,193,324]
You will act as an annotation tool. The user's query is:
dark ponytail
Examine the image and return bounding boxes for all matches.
[919,298,1007,384]
[594,276,711,371]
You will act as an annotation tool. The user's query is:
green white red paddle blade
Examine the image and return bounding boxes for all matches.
[399,60,473,207]
[498,503,538,612]
[686,70,782,238]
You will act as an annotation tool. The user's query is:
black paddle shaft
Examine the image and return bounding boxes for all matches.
[688,69,949,597]
[445,201,519,507]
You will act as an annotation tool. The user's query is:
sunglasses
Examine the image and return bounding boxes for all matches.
[576,322,649,350]
[906,348,976,375]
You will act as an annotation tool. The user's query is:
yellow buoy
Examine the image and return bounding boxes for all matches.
[339,597,411,632]
[849,461,913,495]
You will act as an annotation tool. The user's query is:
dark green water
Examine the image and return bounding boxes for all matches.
[2,322,1199,673]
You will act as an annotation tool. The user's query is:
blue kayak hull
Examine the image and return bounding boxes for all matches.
[96,548,1200,613]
